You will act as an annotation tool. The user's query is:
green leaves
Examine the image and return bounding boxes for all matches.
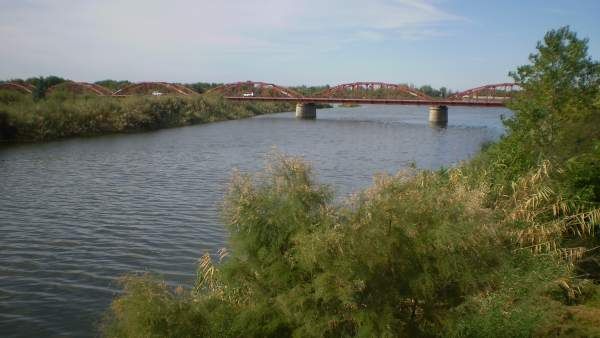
[506,26,600,163]
[210,157,505,336]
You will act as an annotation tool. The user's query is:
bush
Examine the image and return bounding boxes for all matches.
[100,154,514,336]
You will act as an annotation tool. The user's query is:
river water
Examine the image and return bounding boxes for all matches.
[0,105,509,337]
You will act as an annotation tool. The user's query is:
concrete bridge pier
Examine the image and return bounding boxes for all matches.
[295,103,317,119]
[428,105,448,126]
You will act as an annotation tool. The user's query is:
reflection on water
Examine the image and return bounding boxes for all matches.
[0,105,509,337]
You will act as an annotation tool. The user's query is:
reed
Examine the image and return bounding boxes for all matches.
[0,94,293,142]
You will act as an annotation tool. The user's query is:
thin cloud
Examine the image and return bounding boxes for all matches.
[0,0,462,80]
[0,0,460,50]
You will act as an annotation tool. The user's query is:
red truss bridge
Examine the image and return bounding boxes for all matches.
[210,81,520,107]
[208,81,520,121]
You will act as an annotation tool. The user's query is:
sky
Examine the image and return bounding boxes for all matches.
[1,0,599,90]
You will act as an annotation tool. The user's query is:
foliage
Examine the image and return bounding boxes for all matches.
[23,75,66,88]
[481,27,600,190]
[418,85,452,98]
[0,91,28,105]
[291,85,330,96]
[509,27,600,160]
[186,82,223,94]
[94,80,132,92]
[465,27,600,278]
[27,76,67,101]
[447,251,599,338]
[0,94,292,142]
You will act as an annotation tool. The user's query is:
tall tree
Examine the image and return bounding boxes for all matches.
[508,26,600,160]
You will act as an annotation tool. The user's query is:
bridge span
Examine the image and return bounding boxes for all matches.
[208,81,519,124]
[224,96,507,106]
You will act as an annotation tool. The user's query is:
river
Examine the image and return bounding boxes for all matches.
[0,105,509,337]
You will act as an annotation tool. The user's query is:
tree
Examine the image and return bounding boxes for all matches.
[31,77,48,101]
[30,76,66,101]
[507,26,600,161]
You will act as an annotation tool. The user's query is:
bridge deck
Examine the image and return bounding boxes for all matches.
[225,96,506,107]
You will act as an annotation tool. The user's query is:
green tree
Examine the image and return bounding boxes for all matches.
[30,76,66,101]
[31,77,48,101]
[479,26,600,187]
[507,26,600,162]
[439,86,448,98]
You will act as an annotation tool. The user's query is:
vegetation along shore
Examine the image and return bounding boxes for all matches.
[103,27,600,337]
[0,91,294,143]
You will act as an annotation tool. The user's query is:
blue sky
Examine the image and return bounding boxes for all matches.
[1,0,599,90]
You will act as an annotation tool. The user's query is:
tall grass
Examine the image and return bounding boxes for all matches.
[0,93,293,142]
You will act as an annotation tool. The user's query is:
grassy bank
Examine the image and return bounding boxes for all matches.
[0,93,293,143]
[103,27,600,337]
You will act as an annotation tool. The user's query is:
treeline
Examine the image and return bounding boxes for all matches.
[94,80,133,91]
[416,84,454,97]
[103,27,600,337]
[0,75,66,87]
[0,77,223,95]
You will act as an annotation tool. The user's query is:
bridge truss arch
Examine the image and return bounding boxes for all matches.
[46,82,113,96]
[205,81,304,98]
[316,82,431,100]
[448,83,521,103]
[0,82,35,94]
[113,82,197,96]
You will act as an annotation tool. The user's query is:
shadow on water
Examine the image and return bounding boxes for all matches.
[429,121,449,130]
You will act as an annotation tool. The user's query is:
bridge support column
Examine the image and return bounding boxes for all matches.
[295,103,317,119]
[429,105,448,126]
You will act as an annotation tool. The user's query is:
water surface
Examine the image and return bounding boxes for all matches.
[0,105,509,337]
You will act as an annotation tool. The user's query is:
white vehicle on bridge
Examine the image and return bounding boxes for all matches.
[242,92,254,97]
[152,91,163,96]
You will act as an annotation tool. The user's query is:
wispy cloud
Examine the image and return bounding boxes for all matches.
[0,0,460,51]
[0,0,461,80]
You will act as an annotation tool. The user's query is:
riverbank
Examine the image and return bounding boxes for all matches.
[0,93,294,143]
[104,27,600,337]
